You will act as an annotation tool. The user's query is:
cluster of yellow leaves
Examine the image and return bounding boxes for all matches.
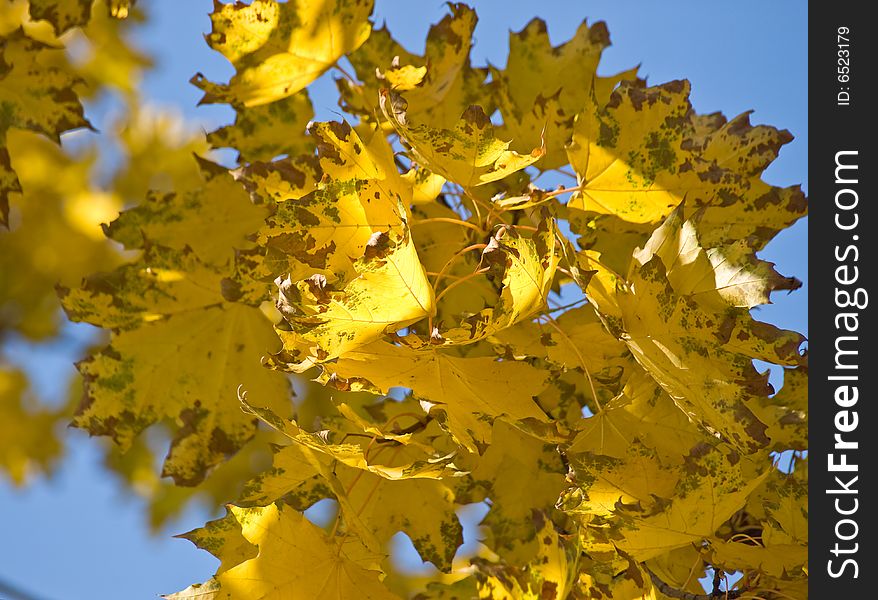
[2,1,807,598]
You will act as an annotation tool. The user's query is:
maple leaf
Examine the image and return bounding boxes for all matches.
[1,130,119,339]
[341,4,491,129]
[381,90,545,188]
[103,157,269,267]
[239,397,463,571]
[206,90,315,164]
[573,442,770,562]
[611,209,806,454]
[492,17,640,169]
[439,217,560,345]
[457,420,568,565]
[28,0,92,34]
[177,508,258,575]
[193,0,374,107]
[311,340,550,453]
[61,161,292,486]
[2,4,807,596]
[0,27,91,225]
[565,80,806,268]
[171,503,401,600]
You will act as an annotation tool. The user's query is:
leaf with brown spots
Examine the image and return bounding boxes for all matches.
[104,157,269,267]
[62,177,290,485]
[492,17,640,169]
[381,89,544,188]
[207,90,315,164]
[437,216,560,346]
[611,208,806,454]
[193,0,374,107]
[0,28,91,225]
[457,420,568,566]
[28,0,92,34]
[565,80,806,269]
[340,4,491,129]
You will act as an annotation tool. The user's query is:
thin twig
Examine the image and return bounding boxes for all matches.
[644,565,746,600]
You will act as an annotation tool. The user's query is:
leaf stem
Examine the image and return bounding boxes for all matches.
[430,243,488,288]
[433,267,490,307]
[543,315,602,413]
[411,217,484,234]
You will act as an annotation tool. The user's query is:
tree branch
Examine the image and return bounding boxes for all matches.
[644,565,745,600]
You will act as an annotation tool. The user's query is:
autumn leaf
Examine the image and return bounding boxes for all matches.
[565,81,807,272]
[439,217,560,345]
[28,0,92,34]
[61,159,292,485]
[612,208,806,453]
[0,28,91,139]
[457,420,568,564]
[12,4,807,597]
[193,0,374,107]
[171,503,400,599]
[103,157,269,267]
[206,90,315,164]
[381,90,544,188]
[311,341,550,453]
[341,4,490,129]
[177,508,258,575]
[0,27,91,225]
[492,17,639,169]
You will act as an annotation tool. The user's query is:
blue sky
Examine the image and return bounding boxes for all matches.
[0,2,806,599]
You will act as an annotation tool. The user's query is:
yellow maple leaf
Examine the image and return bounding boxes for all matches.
[193,0,374,107]
[342,4,490,129]
[457,420,567,564]
[565,80,806,268]
[207,90,314,164]
[62,162,291,484]
[245,122,435,369]
[0,27,91,225]
[175,503,401,600]
[177,508,258,575]
[104,157,269,267]
[579,443,769,562]
[492,18,639,169]
[613,209,806,454]
[439,217,560,345]
[312,341,550,452]
[381,90,544,188]
[28,0,91,34]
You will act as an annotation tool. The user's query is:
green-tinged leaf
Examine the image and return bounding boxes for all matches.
[341,4,490,130]
[457,421,567,564]
[492,17,639,169]
[207,91,314,163]
[103,158,268,267]
[565,81,806,268]
[381,90,544,188]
